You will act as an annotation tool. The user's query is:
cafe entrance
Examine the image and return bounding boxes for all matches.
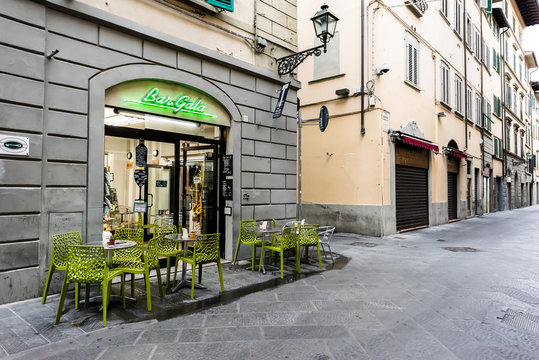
[103,107,222,248]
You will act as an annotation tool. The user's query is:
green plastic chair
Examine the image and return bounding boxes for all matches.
[55,245,124,327]
[298,224,323,269]
[115,236,164,311]
[42,232,82,304]
[259,226,300,278]
[177,233,224,299]
[232,220,264,270]
[154,225,182,289]
[111,228,144,297]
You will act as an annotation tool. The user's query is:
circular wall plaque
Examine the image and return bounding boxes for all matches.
[319,105,329,132]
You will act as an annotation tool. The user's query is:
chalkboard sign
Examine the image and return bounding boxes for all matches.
[135,140,147,167]
[221,179,232,200]
[222,155,233,176]
[134,169,148,187]
[155,180,167,187]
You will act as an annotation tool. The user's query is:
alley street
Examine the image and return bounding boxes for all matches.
[3,206,539,360]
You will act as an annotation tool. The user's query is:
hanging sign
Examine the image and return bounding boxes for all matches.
[0,134,29,156]
[105,79,231,127]
[272,82,290,118]
[319,106,329,132]
[135,139,147,167]
[133,201,147,213]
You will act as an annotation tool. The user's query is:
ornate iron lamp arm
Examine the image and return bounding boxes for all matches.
[276,44,325,76]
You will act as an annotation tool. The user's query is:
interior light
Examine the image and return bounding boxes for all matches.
[144,114,201,128]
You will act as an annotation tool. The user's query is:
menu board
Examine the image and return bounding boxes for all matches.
[221,179,232,200]
[222,155,233,176]
[135,140,147,167]
[134,169,148,187]
[155,180,167,187]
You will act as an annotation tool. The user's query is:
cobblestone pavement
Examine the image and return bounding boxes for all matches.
[2,206,539,359]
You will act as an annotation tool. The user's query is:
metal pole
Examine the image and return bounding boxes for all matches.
[360,0,365,134]
[297,99,302,221]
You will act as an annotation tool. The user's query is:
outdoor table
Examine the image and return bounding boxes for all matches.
[164,233,206,293]
[103,240,137,269]
[257,226,281,274]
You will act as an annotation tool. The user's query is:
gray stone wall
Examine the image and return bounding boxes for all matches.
[0,0,297,304]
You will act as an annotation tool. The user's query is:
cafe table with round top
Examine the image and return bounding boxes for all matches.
[164,233,207,293]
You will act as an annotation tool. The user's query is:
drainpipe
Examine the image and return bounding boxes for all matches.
[480,14,485,178]
[360,0,366,135]
[297,99,302,221]
[501,28,508,179]
[463,0,468,150]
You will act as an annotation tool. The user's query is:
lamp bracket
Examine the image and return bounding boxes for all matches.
[277,44,325,76]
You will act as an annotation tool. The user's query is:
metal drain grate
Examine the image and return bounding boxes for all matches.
[500,308,539,333]
[442,247,480,252]
[349,241,379,247]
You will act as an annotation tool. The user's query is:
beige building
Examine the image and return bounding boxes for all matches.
[297,0,538,236]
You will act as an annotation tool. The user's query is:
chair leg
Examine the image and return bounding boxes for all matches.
[121,274,126,310]
[41,261,55,304]
[190,263,195,299]
[198,263,202,284]
[316,244,322,269]
[280,251,284,279]
[217,258,224,292]
[232,240,241,265]
[102,282,108,327]
[295,245,301,274]
[251,246,256,271]
[173,256,179,285]
[258,247,265,273]
[144,270,152,311]
[327,244,334,264]
[85,283,90,308]
[166,257,171,289]
[155,267,164,299]
[130,273,135,298]
[55,277,69,325]
[75,283,80,310]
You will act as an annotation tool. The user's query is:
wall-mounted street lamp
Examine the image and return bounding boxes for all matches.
[276,5,339,76]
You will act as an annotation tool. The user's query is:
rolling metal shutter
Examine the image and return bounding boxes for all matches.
[447,172,458,220]
[396,165,429,231]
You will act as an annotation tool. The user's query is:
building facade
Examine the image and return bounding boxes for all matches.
[298,0,539,236]
[0,0,299,304]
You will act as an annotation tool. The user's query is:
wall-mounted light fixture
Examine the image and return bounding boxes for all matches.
[276,5,339,75]
[335,88,350,96]
[437,111,447,118]
[374,64,390,75]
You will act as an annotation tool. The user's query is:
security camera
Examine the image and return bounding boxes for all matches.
[374,64,390,75]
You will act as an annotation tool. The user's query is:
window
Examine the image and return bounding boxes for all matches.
[493,95,502,117]
[519,62,522,80]
[441,0,449,18]
[441,62,450,105]
[526,125,531,145]
[484,44,490,70]
[466,15,472,49]
[475,93,482,126]
[513,53,516,71]
[520,97,523,119]
[455,1,462,35]
[484,100,492,131]
[520,134,524,158]
[406,32,419,88]
[474,27,481,58]
[513,91,517,114]
[455,76,463,113]
[505,82,512,109]
[206,0,233,11]
[466,86,472,121]
[494,137,502,158]
[514,129,518,154]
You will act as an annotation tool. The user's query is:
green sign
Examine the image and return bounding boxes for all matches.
[105,79,230,127]
[0,134,29,156]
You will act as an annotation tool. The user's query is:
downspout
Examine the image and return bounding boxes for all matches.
[480,14,485,175]
[361,0,366,135]
[501,28,508,178]
[463,0,468,150]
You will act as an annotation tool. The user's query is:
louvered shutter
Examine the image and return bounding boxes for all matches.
[413,47,418,85]
[207,0,233,11]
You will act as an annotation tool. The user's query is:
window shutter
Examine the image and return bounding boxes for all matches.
[413,47,418,86]
[206,0,234,11]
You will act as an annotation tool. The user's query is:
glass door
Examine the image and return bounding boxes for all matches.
[182,144,218,236]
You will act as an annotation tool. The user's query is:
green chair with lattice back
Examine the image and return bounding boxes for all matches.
[177,233,224,299]
[55,245,124,327]
[298,224,322,269]
[232,220,263,270]
[115,236,164,311]
[42,232,82,304]
[111,228,144,297]
[155,225,182,289]
[259,226,300,279]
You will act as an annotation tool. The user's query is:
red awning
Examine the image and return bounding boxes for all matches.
[449,150,467,159]
[401,135,439,152]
